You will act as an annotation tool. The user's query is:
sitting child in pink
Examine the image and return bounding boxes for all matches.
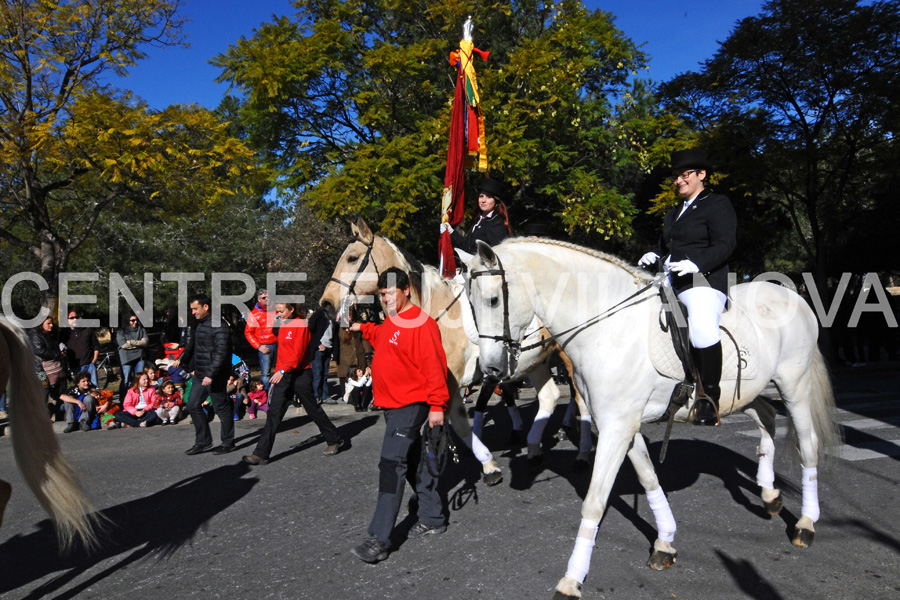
[247,378,268,419]
[115,373,160,428]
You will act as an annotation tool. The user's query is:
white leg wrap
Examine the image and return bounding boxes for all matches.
[562,397,578,428]
[472,410,484,439]
[801,466,820,522]
[579,416,593,456]
[528,409,552,446]
[507,405,523,431]
[646,487,676,543]
[756,437,776,490]
[467,431,494,465]
[565,519,599,584]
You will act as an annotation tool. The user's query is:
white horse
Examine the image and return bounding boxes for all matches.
[0,316,99,552]
[465,239,839,599]
[321,219,593,484]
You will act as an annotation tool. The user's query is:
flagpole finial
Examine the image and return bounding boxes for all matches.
[463,16,473,41]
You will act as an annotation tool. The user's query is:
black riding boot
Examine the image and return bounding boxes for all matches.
[692,342,722,426]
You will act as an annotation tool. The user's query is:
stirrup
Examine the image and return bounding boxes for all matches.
[690,394,720,426]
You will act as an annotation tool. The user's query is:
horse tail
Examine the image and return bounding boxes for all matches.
[1,317,100,552]
[807,346,842,467]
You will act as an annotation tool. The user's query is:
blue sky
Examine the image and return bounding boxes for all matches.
[108,0,766,110]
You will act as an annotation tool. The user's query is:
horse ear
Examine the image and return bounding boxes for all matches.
[475,240,497,267]
[353,217,374,244]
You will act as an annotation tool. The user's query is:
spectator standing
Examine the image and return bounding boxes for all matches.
[308,300,338,403]
[177,294,236,455]
[242,302,343,466]
[349,267,449,564]
[116,314,148,391]
[29,316,67,418]
[61,311,100,386]
[245,289,277,390]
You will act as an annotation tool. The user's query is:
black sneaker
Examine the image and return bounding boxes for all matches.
[351,536,390,563]
[80,422,91,432]
[63,422,77,433]
[212,444,236,455]
[407,522,447,539]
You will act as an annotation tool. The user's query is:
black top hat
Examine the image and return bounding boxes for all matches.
[670,149,712,173]
[476,177,509,204]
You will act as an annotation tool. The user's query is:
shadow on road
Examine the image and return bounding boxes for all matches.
[0,462,257,598]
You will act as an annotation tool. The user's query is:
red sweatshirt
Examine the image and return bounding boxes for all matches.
[360,305,448,412]
[274,318,311,372]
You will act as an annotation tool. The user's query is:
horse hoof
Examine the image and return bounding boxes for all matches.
[648,549,677,570]
[483,470,503,487]
[792,527,814,548]
[764,494,784,516]
[571,458,589,473]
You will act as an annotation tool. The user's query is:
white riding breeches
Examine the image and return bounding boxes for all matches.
[677,286,726,349]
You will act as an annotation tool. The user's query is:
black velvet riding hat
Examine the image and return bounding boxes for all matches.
[476,177,509,204]
[670,149,712,173]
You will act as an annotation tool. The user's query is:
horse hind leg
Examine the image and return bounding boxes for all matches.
[742,397,783,515]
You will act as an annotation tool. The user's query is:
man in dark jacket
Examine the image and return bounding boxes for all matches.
[60,311,100,386]
[307,300,339,403]
[176,294,235,455]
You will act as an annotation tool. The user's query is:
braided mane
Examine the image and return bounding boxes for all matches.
[501,237,652,282]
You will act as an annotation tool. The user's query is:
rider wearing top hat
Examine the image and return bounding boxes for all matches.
[639,149,737,425]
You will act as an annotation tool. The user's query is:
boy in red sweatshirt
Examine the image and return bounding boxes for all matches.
[242,302,343,465]
[349,267,449,563]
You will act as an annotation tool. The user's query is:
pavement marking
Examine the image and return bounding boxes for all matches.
[835,439,900,462]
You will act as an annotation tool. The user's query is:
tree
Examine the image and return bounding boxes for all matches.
[214,0,659,253]
[0,0,263,313]
[658,0,900,290]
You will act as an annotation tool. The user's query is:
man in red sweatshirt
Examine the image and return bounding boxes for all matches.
[242,302,343,465]
[245,289,277,390]
[348,267,449,564]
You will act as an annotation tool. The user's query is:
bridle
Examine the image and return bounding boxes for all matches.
[330,235,381,298]
[468,255,665,377]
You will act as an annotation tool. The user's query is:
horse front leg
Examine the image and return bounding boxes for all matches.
[626,433,677,570]
[524,363,560,469]
[553,419,638,599]
[742,397,783,515]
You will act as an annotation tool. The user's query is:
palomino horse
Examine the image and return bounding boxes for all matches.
[0,316,98,552]
[465,239,839,600]
[321,219,593,482]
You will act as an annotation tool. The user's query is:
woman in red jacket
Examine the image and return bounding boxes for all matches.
[115,372,160,428]
[242,302,343,465]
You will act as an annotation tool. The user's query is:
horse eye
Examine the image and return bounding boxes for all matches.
[347,255,358,264]
[489,297,500,308]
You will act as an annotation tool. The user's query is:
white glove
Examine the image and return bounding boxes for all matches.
[638,252,659,266]
[669,259,700,275]
[440,222,452,234]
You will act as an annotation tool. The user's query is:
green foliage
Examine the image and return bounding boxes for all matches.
[215,0,664,250]
[658,0,900,283]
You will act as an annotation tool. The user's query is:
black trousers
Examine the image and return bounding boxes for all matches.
[252,368,341,460]
[368,403,444,545]
[186,374,233,447]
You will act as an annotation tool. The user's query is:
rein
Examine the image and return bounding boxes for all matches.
[469,255,664,365]
[329,235,380,298]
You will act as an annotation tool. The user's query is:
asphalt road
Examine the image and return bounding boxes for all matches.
[1,364,899,600]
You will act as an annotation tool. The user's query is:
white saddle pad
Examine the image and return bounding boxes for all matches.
[648,304,760,381]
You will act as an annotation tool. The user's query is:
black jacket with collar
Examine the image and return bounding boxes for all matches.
[179,313,232,381]
[654,190,736,295]
[450,211,510,253]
